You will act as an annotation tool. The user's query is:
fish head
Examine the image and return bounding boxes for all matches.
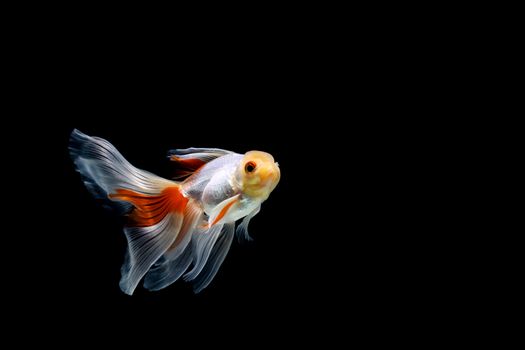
[237,151,280,200]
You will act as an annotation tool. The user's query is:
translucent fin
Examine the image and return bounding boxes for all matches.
[168,147,232,161]
[236,205,260,243]
[142,200,203,291]
[119,212,183,295]
[183,224,223,282]
[192,223,235,293]
[168,148,232,179]
[70,130,129,213]
[165,199,202,261]
[69,129,187,295]
[143,243,194,291]
[69,129,173,198]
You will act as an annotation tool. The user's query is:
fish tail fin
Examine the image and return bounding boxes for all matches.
[69,129,195,295]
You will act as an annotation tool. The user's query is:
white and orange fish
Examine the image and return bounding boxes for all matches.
[69,129,280,294]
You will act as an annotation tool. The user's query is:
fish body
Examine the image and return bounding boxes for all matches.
[69,130,280,294]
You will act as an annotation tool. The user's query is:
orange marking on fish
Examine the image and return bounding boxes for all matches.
[211,199,238,226]
[170,156,206,169]
[170,156,207,178]
[109,186,188,227]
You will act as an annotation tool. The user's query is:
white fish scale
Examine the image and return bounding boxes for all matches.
[182,153,242,201]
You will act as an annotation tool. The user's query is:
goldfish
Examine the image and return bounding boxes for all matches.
[69,129,280,294]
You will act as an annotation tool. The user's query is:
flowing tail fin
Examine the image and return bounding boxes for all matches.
[69,129,200,295]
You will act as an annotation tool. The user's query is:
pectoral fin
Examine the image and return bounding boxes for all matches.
[236,205,260,243]
[207,194,241,227]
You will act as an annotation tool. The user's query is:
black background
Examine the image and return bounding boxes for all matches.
[21,86,423,337]
[5,12,445,342]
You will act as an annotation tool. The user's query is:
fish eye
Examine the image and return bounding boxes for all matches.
[245,161,257,173]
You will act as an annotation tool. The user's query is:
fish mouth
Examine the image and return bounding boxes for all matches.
[266,162,281,190]
[258,162,280,187]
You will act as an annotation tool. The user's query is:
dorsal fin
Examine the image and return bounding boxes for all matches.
[167,148,232,179]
